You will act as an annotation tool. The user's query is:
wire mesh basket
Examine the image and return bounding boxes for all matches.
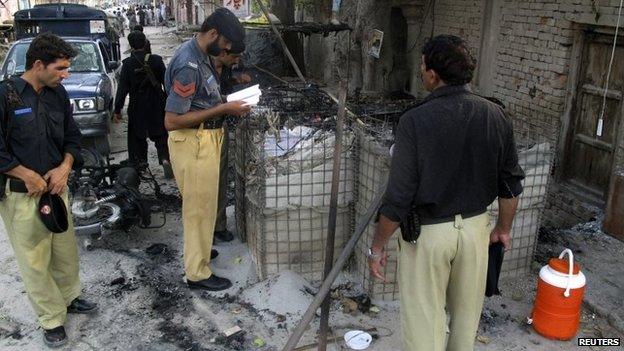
[234,85,356,281]
[489,120,555,276]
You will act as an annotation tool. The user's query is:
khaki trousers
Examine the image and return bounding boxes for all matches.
[399,212,490,351]
[168,127,223,281]
[0,190,81,330]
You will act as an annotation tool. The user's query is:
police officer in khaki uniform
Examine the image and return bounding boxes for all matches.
[0,33,97,348]
[164,8,250,291]
[369,35,524,351]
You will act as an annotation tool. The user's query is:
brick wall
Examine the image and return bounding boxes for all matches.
[543,183,603,228]
[433,0,485,65]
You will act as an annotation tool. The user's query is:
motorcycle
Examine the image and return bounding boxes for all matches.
[69,148,166,249]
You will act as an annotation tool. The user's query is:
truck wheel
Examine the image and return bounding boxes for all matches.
[81,146,104,168]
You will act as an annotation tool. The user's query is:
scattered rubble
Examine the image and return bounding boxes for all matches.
[0,316,22,340]
[240,270,315,325]
[145,243,169,256]
[110,276,125,286]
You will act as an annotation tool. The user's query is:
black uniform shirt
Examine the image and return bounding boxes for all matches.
[115,51,167,138]
[114,51,167,114]
[0,78,82,176]
[379,84,525,223]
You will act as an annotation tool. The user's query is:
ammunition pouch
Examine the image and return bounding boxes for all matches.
[400,205,421,244]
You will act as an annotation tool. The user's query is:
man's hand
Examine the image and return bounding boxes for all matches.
[492,197,519,251]
[490,225,512,251]
[221,101,251,117]
[236,73,252,84]
[43,164,71,195]
[24,171,48,198]
[113,113,122,123]
[368,247,388,282]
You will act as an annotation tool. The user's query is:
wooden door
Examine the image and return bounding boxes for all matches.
[564,32,624,200]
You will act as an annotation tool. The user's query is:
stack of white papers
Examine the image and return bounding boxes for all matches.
[226,84,262,106]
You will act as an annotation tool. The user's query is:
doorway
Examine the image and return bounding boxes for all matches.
[563,31,624,202]
[387,7,409,94]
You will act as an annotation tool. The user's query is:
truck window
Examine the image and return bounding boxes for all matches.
[4,41,104,74]
[70,42,103,72]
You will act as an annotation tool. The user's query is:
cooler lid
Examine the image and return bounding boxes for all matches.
[548,258,581,275]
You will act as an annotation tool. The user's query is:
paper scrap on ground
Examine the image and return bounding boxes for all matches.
[227,84,262,106]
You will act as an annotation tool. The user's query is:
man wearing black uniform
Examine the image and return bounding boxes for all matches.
[114,30,172,178]
[369,35,525,351]
[0,33,97,348]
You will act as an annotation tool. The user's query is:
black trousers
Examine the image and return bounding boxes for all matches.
[127,127,169,164]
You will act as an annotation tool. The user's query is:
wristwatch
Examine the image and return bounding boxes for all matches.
[366,247,382,260]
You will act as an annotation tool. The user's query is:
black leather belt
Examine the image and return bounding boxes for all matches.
[420,209,487,225]
[196,118,224,130]
[9,178,28,193]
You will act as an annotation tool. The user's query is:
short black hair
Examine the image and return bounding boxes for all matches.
[422,35,476,85]
[133,24,144,32]
[128,30,147,50]
[26,33,77,70]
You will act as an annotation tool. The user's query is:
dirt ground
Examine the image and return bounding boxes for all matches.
[1,26,623,351]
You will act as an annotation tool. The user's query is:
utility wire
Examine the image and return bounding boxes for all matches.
[596,0,623,137]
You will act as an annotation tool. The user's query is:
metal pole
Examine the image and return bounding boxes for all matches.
[254,0,306,83]
[282,186,386,351]
[318,81,348,350]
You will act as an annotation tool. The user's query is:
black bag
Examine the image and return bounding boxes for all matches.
[399,203,421,243]
[485,242,505,297]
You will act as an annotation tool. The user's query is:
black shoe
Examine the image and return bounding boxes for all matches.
[211,249,218,260]
[67,298,98,314]
[214,230,234,242]
[43,326,67,348]
[162,160,174,179]
[187,275,232,291]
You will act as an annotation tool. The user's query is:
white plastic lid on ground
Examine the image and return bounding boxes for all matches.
[344,330,372,350]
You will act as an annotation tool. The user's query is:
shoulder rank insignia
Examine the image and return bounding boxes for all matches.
[173,80,196,98]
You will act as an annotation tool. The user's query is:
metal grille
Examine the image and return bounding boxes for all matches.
[493,119,555,276]
[353,123,400,301]
[234,85,355,282]
[350,110,404,301]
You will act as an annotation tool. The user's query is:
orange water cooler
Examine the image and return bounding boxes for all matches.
[530,248,586,340]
